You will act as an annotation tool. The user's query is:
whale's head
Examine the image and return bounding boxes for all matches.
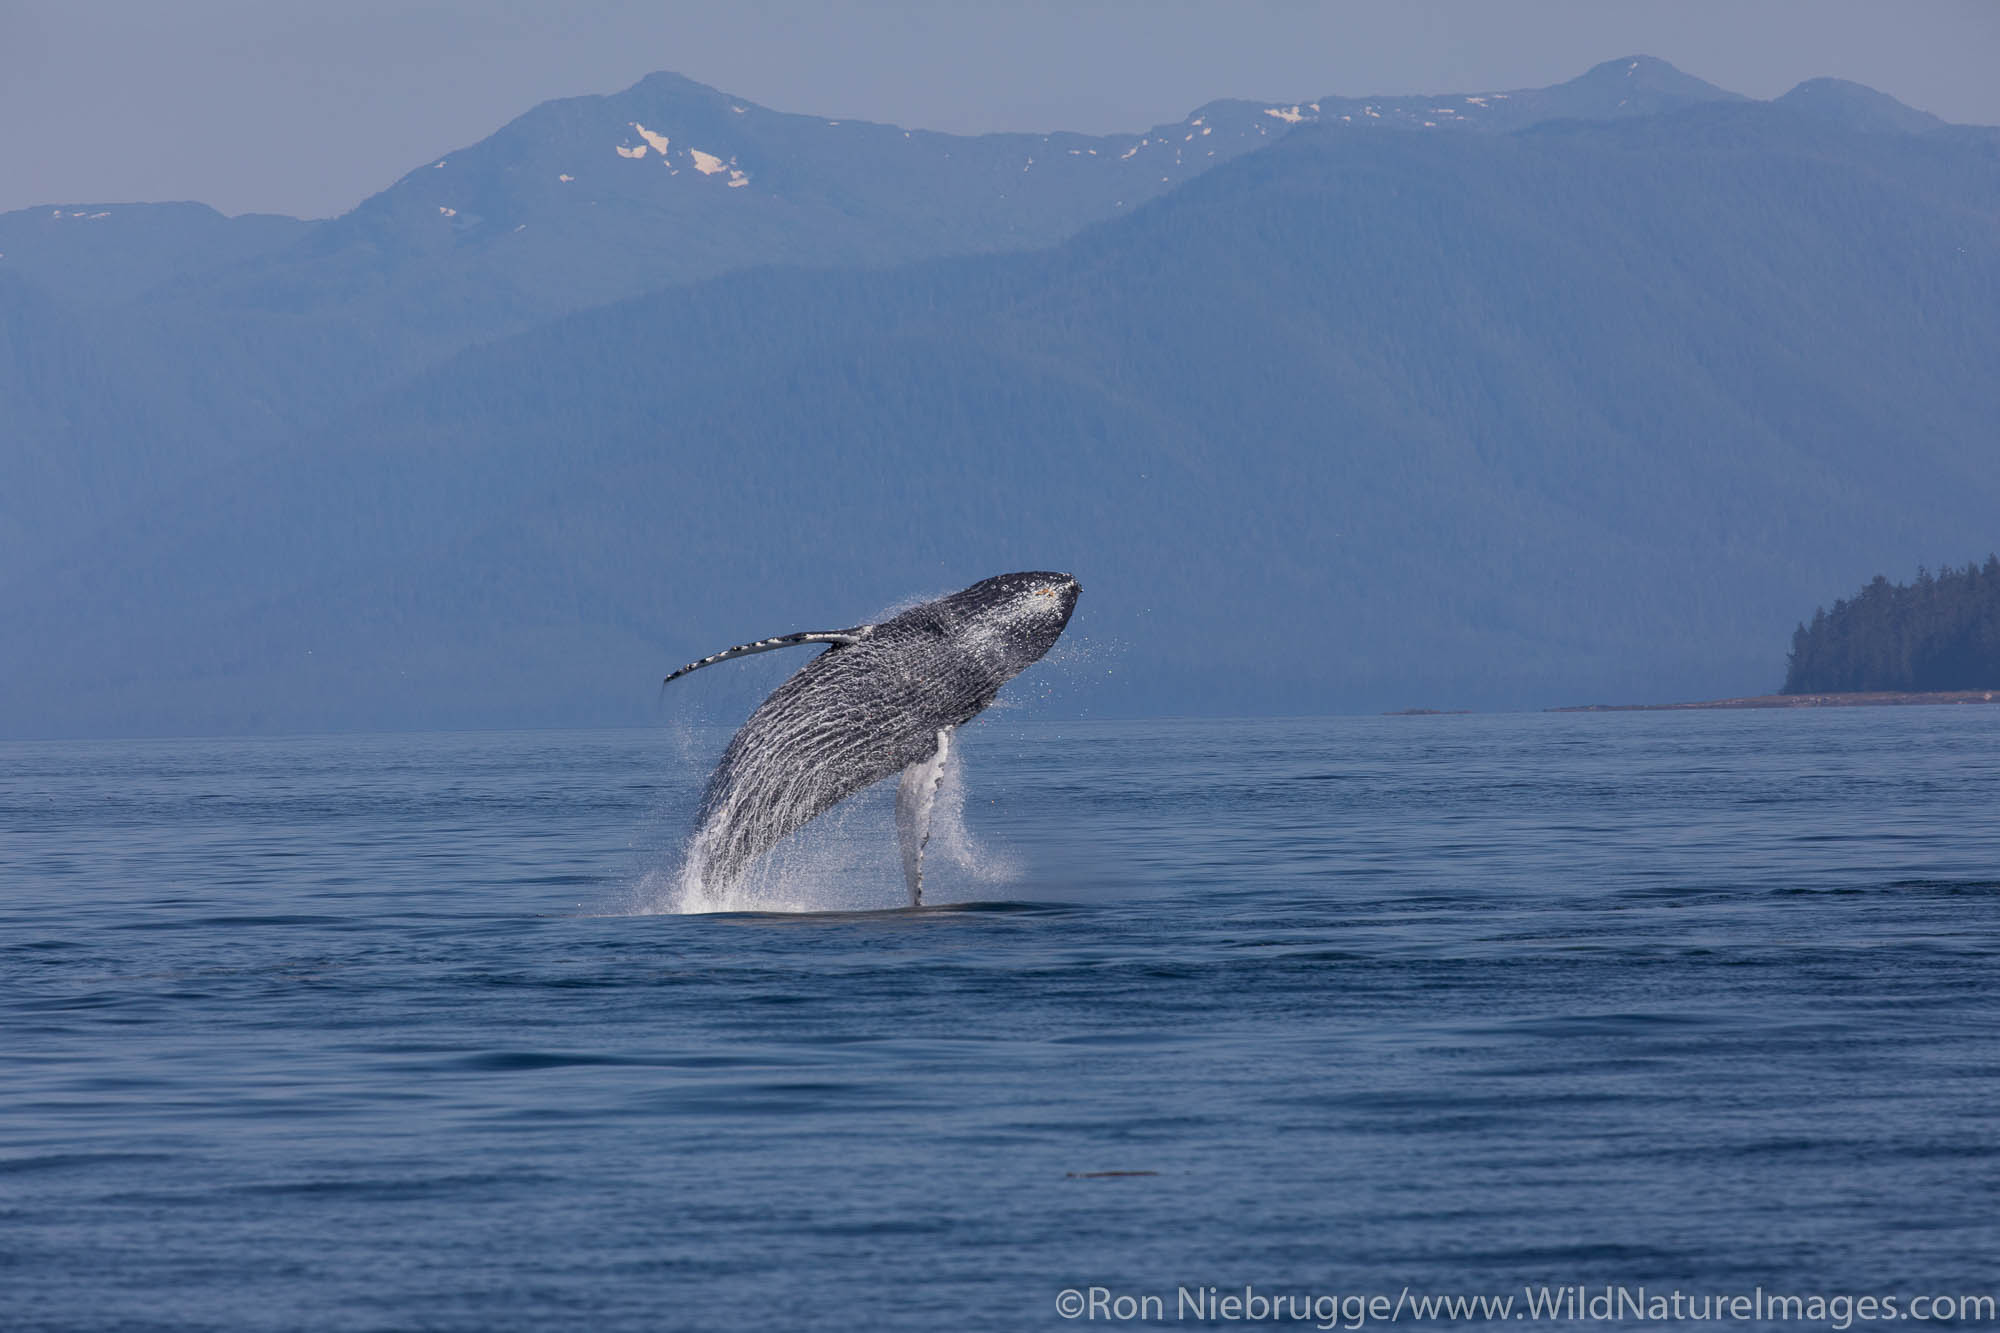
[938,570,1082,679]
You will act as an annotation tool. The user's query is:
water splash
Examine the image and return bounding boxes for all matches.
[628,743,1017,915]
[924,739,1021,885]
[991,632,1120,713]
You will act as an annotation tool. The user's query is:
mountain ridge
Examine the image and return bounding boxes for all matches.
[0,53,1789,577]
[3,54,1919,318]
[3,59,1994,736]
[6,91,1996,736]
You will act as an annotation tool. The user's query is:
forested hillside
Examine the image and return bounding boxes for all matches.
[1784,561,2000,693]
[5,84,1996,737]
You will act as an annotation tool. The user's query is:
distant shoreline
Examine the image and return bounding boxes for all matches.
[1550,690,2000,713]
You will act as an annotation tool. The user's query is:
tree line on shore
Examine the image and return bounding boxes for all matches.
[1783,557,2000,693]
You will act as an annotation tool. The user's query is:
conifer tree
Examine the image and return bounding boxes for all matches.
[1783,558,2000,693]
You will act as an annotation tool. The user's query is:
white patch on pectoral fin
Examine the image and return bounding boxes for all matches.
[897,727,953,906]
[662,625,872,685]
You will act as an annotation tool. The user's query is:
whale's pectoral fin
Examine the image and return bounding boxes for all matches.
[896,727,954,908]
[662,625,872,686]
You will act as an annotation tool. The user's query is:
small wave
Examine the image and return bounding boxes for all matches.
[0,1151,175,1175]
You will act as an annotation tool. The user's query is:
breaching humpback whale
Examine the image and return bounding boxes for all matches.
[664,572,1081,906]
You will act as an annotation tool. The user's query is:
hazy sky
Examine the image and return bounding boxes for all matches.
[5,1,1996,218]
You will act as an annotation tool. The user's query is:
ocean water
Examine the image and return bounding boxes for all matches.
[4,710,1999,1330]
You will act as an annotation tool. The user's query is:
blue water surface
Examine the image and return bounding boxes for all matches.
[3,710,1998,1330]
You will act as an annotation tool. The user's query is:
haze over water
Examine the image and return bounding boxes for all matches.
[4,710,1998,1329]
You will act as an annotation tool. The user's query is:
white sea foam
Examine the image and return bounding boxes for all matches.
[632,738,1017,916]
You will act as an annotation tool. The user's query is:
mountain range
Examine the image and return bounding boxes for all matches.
[3,57,1995,736]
